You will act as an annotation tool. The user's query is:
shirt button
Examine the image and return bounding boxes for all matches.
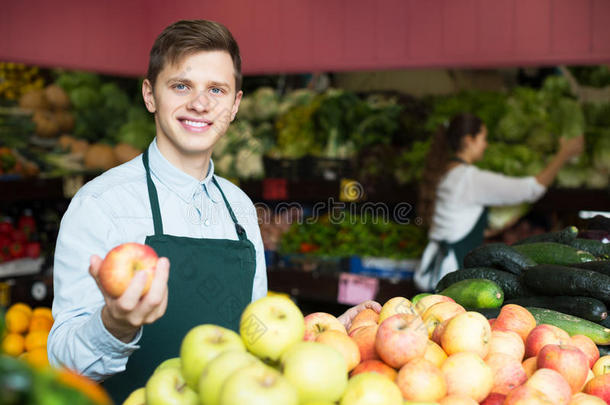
[204,218,210,226]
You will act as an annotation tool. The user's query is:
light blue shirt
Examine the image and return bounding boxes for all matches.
[48,139,267,381]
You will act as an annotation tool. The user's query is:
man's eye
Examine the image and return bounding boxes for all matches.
[174,83,187,91]
[210,88,223,95]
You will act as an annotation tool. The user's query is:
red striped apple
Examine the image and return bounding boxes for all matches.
[99,242,158,298]
[537,344,589,394]
[303,312,346,341]
[375,313,428,368]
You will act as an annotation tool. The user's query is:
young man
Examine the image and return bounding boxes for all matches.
[48,19,378,401]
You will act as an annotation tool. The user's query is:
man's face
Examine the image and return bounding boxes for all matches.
[143,50,242,157]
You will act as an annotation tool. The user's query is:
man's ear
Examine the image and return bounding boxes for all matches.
[142,79,156,113]
[230,90,243,122]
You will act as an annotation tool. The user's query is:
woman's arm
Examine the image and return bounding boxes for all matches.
[535,135,584,187]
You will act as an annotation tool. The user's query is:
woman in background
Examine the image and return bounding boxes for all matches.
[414,113,584,291]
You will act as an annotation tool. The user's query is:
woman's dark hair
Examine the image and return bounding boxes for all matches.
[418,113,484,227]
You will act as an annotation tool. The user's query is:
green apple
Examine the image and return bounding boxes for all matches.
[145,367,198,405]
[239,296,304,362]
[281,341,348,403]
[340,372,403,405]
[199,350,259,405]
[180,324,245,391]
[122,387,145,405]
[154,357,181,374]
[219,363,298,405]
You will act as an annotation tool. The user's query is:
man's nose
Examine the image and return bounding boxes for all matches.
[187,91,210,112]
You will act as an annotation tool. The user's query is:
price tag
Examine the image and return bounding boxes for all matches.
[337,273,379,305]
[262,178,288,200]
[339,179,365,202]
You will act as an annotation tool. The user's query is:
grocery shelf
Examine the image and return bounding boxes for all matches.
[267,266,418,305]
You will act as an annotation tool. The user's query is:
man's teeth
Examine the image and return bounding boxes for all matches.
[184,120,209,127]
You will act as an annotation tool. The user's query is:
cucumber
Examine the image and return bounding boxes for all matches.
[523,264,610,302]
[567,238,610,259]
[435,267,532,299]
[505,296,608,322]
[513,226,579,246]
[512,242,596,265]
[463,243,536,275]
[569,260,610,277]
[526,307,610,345]
[439,278,504,309]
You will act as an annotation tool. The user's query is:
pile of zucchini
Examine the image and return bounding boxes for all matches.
[435,226,610,349]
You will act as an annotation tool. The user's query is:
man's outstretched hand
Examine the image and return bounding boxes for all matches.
[89,254,170,343]
[337,300,382,331]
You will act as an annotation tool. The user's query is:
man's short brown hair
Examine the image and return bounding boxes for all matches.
[147,20,242,90]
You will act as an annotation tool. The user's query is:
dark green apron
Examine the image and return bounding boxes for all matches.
[103,150,256,403]
[420,207,488,290]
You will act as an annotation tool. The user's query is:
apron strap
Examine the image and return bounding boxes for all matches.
[212,177,248,241]
[142,149,164,236]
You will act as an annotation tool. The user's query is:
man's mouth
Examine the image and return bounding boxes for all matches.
[179,118,213,132]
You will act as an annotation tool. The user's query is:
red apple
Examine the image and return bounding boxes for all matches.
[349,324,380,362]
[303,312,346,341]
[347,308,379,334]
[492,304,536,343]
[537,344,590,394]
[524,324,571,358]
[481,392,507,405]
[315,330,360,371]
[526,368,572,405]
[584,374,610,403]
[350,360,397,381]
[504,384,554,405]
[413,294,455,316]
[396,358,447,402]
[487,329,525,362]
[99,242,158,298]
[485,352,528,395]
[522,356,538,378]
[570,335,600,369]
[375,313,428,368]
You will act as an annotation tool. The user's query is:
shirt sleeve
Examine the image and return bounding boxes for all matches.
[464,166,547,207]
[242,203,268,301]
[48,191,142,381]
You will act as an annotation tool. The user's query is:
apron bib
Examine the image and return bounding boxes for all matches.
[103,150,256,402]
[420,207,489,291]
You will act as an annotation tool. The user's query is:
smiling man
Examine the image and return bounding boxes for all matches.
[47,20,267,401]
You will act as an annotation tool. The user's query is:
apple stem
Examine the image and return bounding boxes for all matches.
[177,382,186,393]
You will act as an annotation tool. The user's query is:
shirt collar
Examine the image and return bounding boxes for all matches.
[147,139,220,204]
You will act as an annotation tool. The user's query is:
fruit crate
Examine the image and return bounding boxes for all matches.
[262,156,307,181]
[304,157,354,181]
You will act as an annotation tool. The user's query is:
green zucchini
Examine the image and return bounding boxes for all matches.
[439,278,504,309]
[463,243,536,275]
[513,226,579,246]
[567,238,610,259]
[512,242,596,265]
[569,260,610,277]
[523,264,610,302]
[435,267,532,299]
[526,307,610,345]
[505,296,608,322]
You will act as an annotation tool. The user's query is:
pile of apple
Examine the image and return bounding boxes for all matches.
[124,294,610,405]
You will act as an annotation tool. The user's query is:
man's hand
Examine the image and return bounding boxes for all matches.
[89,254,170,343]
[337,300,382,331]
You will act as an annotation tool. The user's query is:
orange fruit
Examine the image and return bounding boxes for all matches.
[32,307,53,320]
[9,302,32,317]
[29,315,53,333]
[57,368,113,405]
[5,308,30,334]
[22,347,49,368]
[2,333,25,356]
[24,330,48,352]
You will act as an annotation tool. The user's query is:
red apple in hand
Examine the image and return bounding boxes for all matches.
[99,242,158,298]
